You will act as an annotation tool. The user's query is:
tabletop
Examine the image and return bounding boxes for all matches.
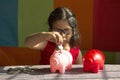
[0,64,120,80]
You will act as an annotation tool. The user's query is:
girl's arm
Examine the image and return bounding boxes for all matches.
[75,50,83,64]
[25,32,63,50]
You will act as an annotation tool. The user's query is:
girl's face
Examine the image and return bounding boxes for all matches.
[52,20,72,45]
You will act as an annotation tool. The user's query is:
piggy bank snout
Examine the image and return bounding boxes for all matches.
[50,58,59,66]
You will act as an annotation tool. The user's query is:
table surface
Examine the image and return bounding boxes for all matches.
[0,64,120,80]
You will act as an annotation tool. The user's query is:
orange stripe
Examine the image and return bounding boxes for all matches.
[54,0,94,50]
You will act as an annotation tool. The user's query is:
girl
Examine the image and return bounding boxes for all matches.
[25,7,82,64]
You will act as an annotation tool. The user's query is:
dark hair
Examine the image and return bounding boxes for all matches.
[48,7,80,48]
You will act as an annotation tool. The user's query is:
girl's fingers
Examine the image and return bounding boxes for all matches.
[48,32,56,43]
[56,33,63,45]
[52,32,63,45]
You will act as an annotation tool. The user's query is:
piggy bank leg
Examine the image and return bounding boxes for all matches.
[92,65,99,73]
[51,69,56,73]
[93,68,99,73]
[67,64,72,70]
[50,67,56,73]
[100,62,104,70]
[59,66,65,74]
[100,65,104,70]
[83,66,89,72]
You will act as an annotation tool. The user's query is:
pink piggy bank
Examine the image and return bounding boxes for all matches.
[50,50,73,74]
[83,49,105,73]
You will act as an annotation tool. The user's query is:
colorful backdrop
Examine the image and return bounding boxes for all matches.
[0,0,120,64]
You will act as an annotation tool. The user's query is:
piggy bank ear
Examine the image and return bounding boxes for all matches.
[84,58,93,64]
[52,50,59,55]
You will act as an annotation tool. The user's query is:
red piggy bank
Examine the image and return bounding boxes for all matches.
[82,49,105,73]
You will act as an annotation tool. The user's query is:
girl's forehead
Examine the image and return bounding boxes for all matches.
[53,20,72,29]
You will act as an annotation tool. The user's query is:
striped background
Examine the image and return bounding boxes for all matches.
[0,0,120,63]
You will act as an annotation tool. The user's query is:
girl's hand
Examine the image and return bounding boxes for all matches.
[47,31,63,45]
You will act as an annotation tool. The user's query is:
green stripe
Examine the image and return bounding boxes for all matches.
[18,0,54,47]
